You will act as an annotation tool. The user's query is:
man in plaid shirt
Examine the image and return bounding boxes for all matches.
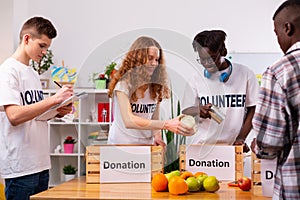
[253,0,300,199]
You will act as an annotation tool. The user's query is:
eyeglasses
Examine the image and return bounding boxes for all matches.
[196,52,220,65]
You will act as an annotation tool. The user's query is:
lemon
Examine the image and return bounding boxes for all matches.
[196,174,208,191]
[203,176,220,192]
[186,176,201,192]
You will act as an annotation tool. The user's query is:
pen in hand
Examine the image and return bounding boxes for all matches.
[54,81,62,88]
[53,81,74,107]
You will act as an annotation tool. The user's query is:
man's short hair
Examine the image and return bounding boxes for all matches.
[19,16,57,42]
[273,0,300,20]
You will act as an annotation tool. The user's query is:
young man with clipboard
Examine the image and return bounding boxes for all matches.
[0,16,73,200]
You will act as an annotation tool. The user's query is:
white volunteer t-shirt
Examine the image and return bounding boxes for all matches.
[107,80,158,144]
[0,58,50,179]
[182,62,259,145]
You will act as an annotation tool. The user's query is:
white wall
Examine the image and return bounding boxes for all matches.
[1,0,286,179]
[7,0,284,87]
[0,0,14,63]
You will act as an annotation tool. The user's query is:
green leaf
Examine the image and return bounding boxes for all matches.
[104,62,117,77]
[177,100,181,116]
[31,49,54,75]
[163,84,186,173]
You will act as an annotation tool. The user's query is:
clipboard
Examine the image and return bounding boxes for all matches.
[35,92,87,121]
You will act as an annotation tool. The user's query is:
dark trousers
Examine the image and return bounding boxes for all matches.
[5,169,49,200]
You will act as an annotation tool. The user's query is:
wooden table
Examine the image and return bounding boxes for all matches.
[30,176,271,200]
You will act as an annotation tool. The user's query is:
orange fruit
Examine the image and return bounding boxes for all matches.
[168,176,188,195]
[151,173,168,192]
[194,171,208,178]
[180,171,194,180]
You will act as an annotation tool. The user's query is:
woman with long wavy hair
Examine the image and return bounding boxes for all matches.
[107,36,192,145]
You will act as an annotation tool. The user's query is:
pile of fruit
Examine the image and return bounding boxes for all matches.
[151,170,220,195]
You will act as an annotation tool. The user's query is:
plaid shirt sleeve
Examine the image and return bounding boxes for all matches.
[253,66,288,159]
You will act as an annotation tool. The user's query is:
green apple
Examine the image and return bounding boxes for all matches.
[170,170,181,176]
[203,176,220,193]
[164,170,180,182]
[186,176,201,192]
[164,173,172,181]
[196,174,208,191]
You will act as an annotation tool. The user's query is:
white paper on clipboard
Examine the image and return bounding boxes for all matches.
[35,92,87,121]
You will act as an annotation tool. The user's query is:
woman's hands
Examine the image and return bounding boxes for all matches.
[163,115,195,136]
[153,132,166,147]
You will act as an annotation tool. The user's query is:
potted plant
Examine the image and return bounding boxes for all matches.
[89,62,117,89]
[63,164,77,181]
[63,136,77,153]
[31,49,54,75]
[91,73,107,89]
[104,61,117,79]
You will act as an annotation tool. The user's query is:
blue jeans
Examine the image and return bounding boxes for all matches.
[5,169,49,200]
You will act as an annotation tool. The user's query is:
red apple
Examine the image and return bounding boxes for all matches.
[237,177,251,191]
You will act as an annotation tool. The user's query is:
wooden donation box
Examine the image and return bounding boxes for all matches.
[86,145,164,183]
[179,145,244,180]
[251,153,276,197]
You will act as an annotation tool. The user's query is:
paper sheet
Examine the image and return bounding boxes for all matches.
[35,92,87,121]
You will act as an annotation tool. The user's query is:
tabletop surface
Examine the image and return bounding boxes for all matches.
[30,176,271,200]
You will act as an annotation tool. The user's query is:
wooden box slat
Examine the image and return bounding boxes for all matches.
[86,145,164,184]
[86,163,100,171]
[236,154,243,161]
[87,155,100,163]
[251,153,262,196]
[252,173,261,182]
[252,162,261,171]
[252,185,263,196]
[179,145,244,180]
